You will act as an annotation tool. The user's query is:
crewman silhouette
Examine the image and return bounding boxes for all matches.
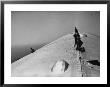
[30,47,35,53]
[74,27,80,47]
[73,27,84,52]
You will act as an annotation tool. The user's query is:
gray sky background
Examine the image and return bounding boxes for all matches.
[11,11,100,62]
[12,11,100,47]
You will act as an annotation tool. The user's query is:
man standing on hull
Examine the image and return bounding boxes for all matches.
[73,27,84,52]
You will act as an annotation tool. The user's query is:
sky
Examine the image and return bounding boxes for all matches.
[11,11,100,62]
[11,11,100,46]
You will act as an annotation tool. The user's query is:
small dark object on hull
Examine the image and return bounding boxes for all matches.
[80,47,85,53]
[30,47,35,53]
[76,47,85,53]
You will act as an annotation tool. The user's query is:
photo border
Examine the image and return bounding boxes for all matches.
[1,1,109,85]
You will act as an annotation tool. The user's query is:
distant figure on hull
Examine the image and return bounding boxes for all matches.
[73,27,85,52]
[30,47,35,53]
